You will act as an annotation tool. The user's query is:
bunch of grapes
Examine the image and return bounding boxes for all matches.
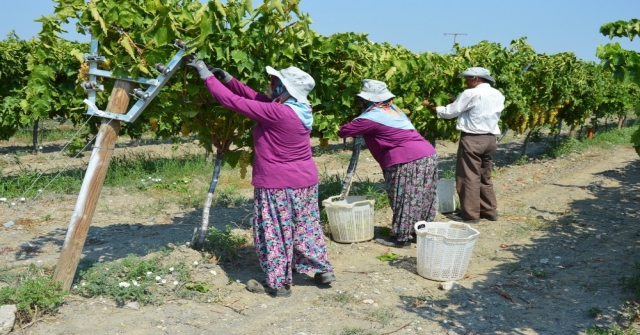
[211,117,227,133]
[100,59,111,70]
[515,113,528,134]
[319,138,329,149]
[181,123,190,137]
[78,62,89,81]
[547,105,561,126]
[150,117,158,132]
[238,150,251,179]
[530,104,546,127]
[78,59,110,82]
[448,132,459,142]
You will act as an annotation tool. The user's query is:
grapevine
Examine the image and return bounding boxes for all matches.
[598,18,640,155]
[1,2,637,157]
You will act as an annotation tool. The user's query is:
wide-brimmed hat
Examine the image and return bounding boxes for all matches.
[457,67,496,83]
[266,66,315,104]
[356,79,395,102]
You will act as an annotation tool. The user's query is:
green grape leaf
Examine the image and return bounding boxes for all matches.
[199,11,213,38]
[376,253,398,262]
[70,49,85,63]
[154,25,168,47]
[120,37,136,59]
[231,50,247,64]
[88,3,106,34]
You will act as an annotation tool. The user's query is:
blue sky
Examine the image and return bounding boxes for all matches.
[1,0,638,63]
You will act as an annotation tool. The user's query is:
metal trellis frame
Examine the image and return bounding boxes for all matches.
[80,38,188,123]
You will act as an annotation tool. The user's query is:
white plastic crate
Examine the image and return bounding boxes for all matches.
[436,179,456,214]
[322,195,375,243]
[414,221,480,281]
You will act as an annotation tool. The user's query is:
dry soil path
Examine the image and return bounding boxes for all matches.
[1,141,638,335]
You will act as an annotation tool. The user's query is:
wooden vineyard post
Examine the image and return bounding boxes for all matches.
[53,80,134,290]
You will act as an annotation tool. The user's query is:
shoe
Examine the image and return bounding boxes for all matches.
[480,213,499,221]
[374,236,412,249]
[246,279,291,297]
[314,272,337,285]
[447,213,480,224]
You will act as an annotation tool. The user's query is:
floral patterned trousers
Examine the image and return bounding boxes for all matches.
[383,154,438,242]
[253,184,334,290]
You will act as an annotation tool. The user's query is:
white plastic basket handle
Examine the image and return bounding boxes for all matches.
[415,220,470,232]
[413,221,481,241]
[322,195,375,209]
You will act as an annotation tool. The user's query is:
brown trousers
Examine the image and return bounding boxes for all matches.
[456,133,498,219]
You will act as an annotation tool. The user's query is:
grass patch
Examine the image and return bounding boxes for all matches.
[0,167,84,198]
[321,290,357,306]
[11,119,80,143]
[203,225,248,263]
[588,307,603,318]
[105,153,211,190]
[529,265,547,279]
[585,299,640,334]
[620,261,640,299]
[515,155,530,165]
[74,253,192,305]
[0,264,68,325]
[0,153,215,201]
[505,262,522,274]
[340,328,378,335]
[0,151,253,212]
[585,325,636,335]
[367,307,397,326]
[547,125,635,158]
[107,153,251,210]
[504,218,550,239]
[408,293,434,308]
[212,185,251,207]
[312,146,343,157]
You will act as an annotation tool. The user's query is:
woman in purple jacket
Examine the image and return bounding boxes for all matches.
[186,58,335,298]
[338,80,438,248]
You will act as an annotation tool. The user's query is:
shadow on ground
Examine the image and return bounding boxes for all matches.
[391,158,640,334]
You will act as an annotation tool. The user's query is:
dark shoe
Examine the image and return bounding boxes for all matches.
[480,213,499,221]
[375,236,412,249]
[447,213,480,224]
[314,272,336,285]
[246,279,291,297]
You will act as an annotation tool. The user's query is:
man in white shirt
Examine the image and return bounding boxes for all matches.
[423,67,505,223]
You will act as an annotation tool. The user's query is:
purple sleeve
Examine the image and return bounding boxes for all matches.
[204,76,288,125]
[224,78,272,103]
[338,119,379,138]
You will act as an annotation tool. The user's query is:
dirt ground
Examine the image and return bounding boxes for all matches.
[1,133,639,335]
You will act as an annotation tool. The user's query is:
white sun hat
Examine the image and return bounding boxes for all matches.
[265,66,315,104]
[356,79,395,102]
[457,67,496,83]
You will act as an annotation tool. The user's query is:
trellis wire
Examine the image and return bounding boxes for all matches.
[2,116,114,228]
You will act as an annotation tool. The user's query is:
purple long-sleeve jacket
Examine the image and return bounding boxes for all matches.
[338,119,436,169]
[203,76,318,189]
